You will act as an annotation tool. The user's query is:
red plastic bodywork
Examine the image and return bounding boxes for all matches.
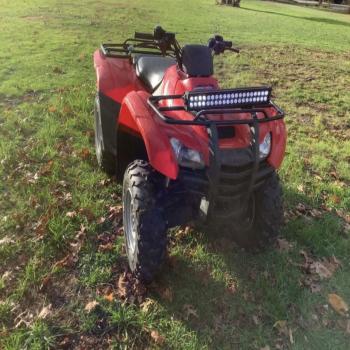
[93,50,286,180]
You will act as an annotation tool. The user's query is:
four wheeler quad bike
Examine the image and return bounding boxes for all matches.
[93,26,286,282]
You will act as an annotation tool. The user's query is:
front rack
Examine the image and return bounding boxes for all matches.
[148,92,285,212]
[148,93,285,126]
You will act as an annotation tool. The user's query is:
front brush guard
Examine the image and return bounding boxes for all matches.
[147,94,285,215]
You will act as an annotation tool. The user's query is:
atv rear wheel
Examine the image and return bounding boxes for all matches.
[94,95,116,175]
[232,172,283,249]
[122,160,167,282]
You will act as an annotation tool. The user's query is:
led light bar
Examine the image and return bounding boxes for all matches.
[184,87,272,111]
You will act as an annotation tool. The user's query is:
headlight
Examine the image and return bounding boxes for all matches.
[170,138,205,169]
[259,132,271,159]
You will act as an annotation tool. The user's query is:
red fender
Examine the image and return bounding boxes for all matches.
[119,91,179,180]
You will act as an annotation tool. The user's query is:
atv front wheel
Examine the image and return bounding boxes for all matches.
[232,172,283,249]
[122,160,167,282]
[94,95,116,175]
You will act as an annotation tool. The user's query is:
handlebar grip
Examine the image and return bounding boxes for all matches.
[134,32,154,40]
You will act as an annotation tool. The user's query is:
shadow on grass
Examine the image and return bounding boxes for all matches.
[241,6,350,28]
[152,187,349,346]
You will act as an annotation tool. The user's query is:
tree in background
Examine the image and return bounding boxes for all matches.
[219,0,241,7]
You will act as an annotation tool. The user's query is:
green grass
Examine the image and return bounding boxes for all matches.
[0,0,349,348]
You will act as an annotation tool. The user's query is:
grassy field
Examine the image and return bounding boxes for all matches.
[1,0,350,348]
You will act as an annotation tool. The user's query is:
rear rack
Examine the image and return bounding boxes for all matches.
[100,40,175,59]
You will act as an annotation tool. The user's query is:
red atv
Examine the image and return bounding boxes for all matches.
[93,26,286,282]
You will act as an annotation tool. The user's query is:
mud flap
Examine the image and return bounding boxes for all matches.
[96,92,121,157]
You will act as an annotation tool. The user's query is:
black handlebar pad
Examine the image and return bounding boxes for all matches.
[134,32,154,40]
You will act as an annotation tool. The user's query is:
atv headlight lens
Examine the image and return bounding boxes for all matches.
[259,132,271,159]
[170,138,205,169]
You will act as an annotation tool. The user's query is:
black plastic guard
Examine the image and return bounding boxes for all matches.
[97,92,121,157]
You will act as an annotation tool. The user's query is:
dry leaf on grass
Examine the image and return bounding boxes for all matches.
[309,261,333,279]
[0,236,15,245]
[38,160,53,176]
[85,300,99,313]
[276,238,293,252]
[183,304,199,320]
[39,275,52,292]
[55,254,77,269]
[140,299,155,313]
[38,304,52,319]
[1,271,12,282]
[150,330,165,345]
[104,293,114,303]
[260,346,270,350]
[98,242,114,252]
[159,287,173,302]
[273,320,288,336]
[65,211,77,218]
[79,148,91,159]
[328,294,349,316]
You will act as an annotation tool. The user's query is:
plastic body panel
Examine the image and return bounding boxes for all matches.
[93,49,287,179]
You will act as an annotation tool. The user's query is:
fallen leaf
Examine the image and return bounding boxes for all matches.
[78,208,95,222]
[276,238,293,252]
[183,304,198,320]
[252,315,259,325]
[117,273,127,299]
[38,305,52,319]
[53,254,77,269]
[140,298,154,313]
[1,271,12,282]
[150,330,165,345]
[63,105,72,114]
[310,208,323,218]
[310,261,332,279]
[0,236,15,245]
[328,294,349,316]
[39,160,53,176]
[330,195,341,204]
[108,205,123,221]
[260,346,270,350]
[227,281,236,294]
[289,328,294,344]
[39,275,52,292]
[97,216,106,224]
[79,148,91,159]
[273,320,288,336]
[296,203,307,214]
[104,293,114,302]
[48,106,57,113]
[65,211,77,218]
[98,242,114,252]
[159,287,173,302]
[309,282,322,294]
[85,300,99,313]
[297,184,304,193]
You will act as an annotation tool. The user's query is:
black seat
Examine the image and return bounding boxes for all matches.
[134,55,176,91]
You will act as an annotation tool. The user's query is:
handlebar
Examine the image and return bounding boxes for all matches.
[208,35,239,55]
